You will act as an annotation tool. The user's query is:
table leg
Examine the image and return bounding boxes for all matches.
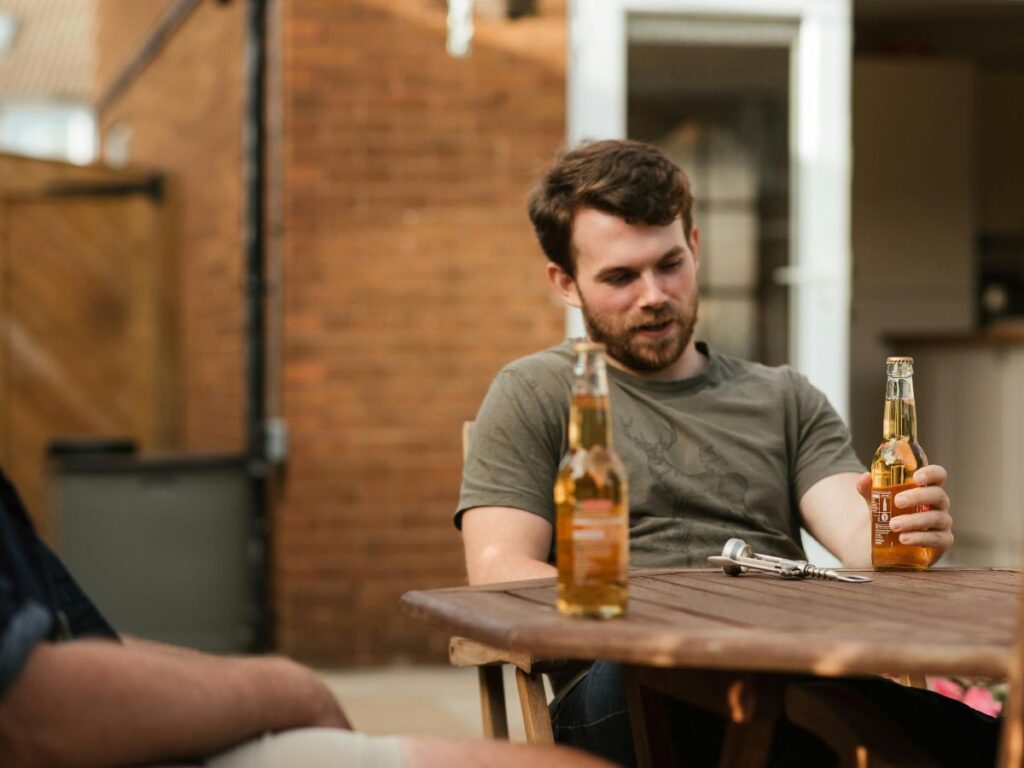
[624,665,674,768]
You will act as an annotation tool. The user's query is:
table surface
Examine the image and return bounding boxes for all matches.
[400,568,1020,679]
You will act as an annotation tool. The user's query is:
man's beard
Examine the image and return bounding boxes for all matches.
[579,292,698,374]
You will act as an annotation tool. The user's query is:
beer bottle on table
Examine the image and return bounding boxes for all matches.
[554,340,629,618]
[870,356,933,570]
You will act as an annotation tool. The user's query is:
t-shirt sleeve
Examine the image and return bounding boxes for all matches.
[455,367,567,530]
[0,575,53,702]
[39,543,118,640]
[790,370,866,502]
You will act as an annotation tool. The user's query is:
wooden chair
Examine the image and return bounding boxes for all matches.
[456,420,555,743]
[448,636,556,742]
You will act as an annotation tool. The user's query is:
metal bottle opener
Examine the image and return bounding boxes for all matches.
[708,538,872,583]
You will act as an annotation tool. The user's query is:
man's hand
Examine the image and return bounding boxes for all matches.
[856,464,954,564]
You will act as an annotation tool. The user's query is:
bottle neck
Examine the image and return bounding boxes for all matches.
[569,346,612,450]
[569,395,611,450]
[882,375,917,440]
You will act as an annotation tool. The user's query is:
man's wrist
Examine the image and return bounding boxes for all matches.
[252,656,347,730]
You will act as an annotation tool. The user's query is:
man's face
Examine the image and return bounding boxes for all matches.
[548,207,700,379]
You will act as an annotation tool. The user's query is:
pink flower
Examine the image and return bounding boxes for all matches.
[929,678,963,699]
[928,677,1003,717]
[961,687,1002,717]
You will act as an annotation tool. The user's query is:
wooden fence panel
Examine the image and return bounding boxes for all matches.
[0,186,176,535]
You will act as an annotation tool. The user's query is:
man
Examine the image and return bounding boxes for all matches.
[0,466,611,768]
[456,139,969,765]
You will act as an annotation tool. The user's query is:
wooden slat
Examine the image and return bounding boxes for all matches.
[514,575,1012,652]
[477,665,509,740]
[515,668,554,743]
[642,572,1017,639]
[450,636,536,672]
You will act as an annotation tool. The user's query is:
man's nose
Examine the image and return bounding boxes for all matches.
[638,273,670,308]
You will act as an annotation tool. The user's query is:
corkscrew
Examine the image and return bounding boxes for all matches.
[708,538,872,583]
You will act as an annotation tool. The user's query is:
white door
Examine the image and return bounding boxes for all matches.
[568,0,852,422]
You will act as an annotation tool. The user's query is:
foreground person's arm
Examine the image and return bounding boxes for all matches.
[0,639,348,767]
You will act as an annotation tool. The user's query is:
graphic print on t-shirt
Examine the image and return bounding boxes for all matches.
[621,415,754,547]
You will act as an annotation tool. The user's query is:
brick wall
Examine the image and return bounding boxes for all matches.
[97,0,567,664]
[97,0,246,454]
[275,0,566,665]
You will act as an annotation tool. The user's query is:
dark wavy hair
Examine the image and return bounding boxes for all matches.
[527,139,695,277]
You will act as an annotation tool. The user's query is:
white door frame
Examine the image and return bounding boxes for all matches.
[568,0,853,423]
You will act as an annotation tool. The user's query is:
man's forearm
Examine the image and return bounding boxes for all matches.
[470,555,557,585]
[0,639,345,768]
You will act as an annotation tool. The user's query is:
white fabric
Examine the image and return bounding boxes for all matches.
[202,729,404,768]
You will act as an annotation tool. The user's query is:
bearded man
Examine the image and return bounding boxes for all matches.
[454,140,966,766]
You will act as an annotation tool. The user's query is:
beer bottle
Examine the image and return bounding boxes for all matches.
[870,356,933,570]
[553,341,629,618]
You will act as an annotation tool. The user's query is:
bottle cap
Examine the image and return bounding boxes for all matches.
[573,339,606,353]
[886,356,913,363]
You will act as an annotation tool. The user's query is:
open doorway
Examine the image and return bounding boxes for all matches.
[627,32,791,366]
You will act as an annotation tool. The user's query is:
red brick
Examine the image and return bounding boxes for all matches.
[98,0,567,665]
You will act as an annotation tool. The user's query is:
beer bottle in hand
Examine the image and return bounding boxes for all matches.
[870,356,933,570]
[554,341,629,618]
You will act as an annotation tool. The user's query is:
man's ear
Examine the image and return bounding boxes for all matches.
[689,226,701,272]
[546,262,582,308]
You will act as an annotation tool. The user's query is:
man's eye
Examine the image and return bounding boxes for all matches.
[604,273,633,286]
[659,259,683,272]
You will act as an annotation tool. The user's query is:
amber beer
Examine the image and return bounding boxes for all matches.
[870,356,934,570]
[553,341,629,618]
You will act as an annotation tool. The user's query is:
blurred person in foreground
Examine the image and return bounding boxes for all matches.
[0,467,612,768]
[456,139,996,766]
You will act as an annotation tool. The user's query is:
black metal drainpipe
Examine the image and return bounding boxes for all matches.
[243,0,270,653]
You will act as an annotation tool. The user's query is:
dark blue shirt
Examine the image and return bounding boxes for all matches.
[0,466,117,700]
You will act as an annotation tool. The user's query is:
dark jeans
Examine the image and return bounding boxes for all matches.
[550,662,1001,768]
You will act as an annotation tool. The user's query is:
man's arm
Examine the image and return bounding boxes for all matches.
[800,466,954,568]
[0,638,347,768]
[462,507,556,584]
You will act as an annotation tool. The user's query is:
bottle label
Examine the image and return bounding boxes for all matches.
[871,490,893,546]
[572,499,625,585]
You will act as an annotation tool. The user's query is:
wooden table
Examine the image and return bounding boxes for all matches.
[400,567,1019,766]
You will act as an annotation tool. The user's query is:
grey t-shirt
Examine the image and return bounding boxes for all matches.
[457,340,865,567]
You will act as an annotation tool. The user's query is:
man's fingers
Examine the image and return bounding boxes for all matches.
[894,486,949,511]
[889,509,953,533]
[895,530,954,550]
[912,464,947,487]
[856,472,872,500]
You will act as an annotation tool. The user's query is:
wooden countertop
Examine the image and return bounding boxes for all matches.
[888,322,1024,347]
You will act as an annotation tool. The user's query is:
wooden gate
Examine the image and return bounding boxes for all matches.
[0,156,178,536]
